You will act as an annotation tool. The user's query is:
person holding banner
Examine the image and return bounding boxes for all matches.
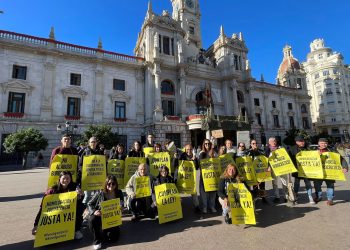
[225,139,236,155]
[50,134,78,164]
[265,137,289,203]
[128,141,145,158]
[199,139,218,214]
[236,142,248,158]
[247,139,268,203]
[125,163,154,221]
[109,143,126,161]
[32,171,84,240]
[217,164,244,224]
[288,135,315,205]
[88,176,124,250]
[151,166,175,213]
[314,138,348,206]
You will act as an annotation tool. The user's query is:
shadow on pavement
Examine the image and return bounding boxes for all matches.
[0,165,48,173]
[0,193,43,203]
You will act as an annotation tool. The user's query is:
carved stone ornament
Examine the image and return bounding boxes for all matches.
[0,80,34,95]
[61,86,88,99]
[109,91,131,103]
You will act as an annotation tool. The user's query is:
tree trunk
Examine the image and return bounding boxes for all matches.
[22,152,28,169]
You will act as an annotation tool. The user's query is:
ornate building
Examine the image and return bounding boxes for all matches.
[0,0,312,160]
[303,39,350,142]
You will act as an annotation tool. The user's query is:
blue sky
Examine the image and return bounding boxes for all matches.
[1,0,349,83]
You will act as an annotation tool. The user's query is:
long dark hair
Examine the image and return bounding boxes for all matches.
[131,141,143,152]
[103,175,119,194]
[52,171,75,192]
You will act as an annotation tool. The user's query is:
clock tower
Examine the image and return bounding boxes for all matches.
[171,0,202,49]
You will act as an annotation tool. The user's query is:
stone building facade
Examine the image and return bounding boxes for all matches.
[302,39,350,142]
[0,0,312,160]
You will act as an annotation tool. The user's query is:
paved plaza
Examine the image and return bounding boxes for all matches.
[1,166,350,250]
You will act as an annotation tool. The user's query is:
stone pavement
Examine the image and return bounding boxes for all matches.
[1,166,350,250]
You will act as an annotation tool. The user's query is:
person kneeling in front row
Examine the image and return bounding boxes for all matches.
[88,176,124,250]
[217,164,244,224]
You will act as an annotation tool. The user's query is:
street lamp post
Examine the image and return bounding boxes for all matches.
[56,121,78,144]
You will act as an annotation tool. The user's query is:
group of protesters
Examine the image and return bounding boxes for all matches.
[32,133,348,249]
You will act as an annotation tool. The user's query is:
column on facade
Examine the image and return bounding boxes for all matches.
[222,80,231,115]
[153,63,163,121]
[135,69,145,123]
[93,69,104,121]
[263,92,269,130]
[230,79,239,116]
[179,67,187,118]
[41,61,56,120]
[279,94,285,128]
[294,98,301,128]
[144,68,153,123]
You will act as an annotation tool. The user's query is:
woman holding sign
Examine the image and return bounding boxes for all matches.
[199,139,218,214]
[109,143,126,161]
[217,164,244,224]
[128,141,145,158]
[32,171,84,240]
[88,176,124,250]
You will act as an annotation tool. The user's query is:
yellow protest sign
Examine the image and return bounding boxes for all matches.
[296,151,323,179]
[176,160,196,194]
[228,183,256,225]
[268,148,297,176]
[236,156,257,186]
[321,152,346,181]
[200,158,221,192]
[155,183,183,224]
[107,159,125,188]
[252,155,273,182]
[48,155,78,188]
[148,152,171,176]
[124,157,147,188]
[101,198,122,230]
[135,176,151,198]
[143,147,154,157]
[81,155,106,191]
[34,192,77,248]
[219,154,236,172]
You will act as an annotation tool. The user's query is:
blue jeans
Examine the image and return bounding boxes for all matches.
[294,177,312,198]
[313,180,335,201]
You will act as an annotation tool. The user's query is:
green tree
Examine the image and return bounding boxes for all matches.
[3,128,48,168]
[283,128,310,146]
[77,124,118,149]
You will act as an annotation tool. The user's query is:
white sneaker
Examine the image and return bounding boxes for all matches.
[74,230,83,240]
[93,243,102,250]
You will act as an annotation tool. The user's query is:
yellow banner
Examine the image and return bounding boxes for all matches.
[155,183,183,224]
[296,151,323,179]
[124,157,147,188]
[101,198,122,230]
[252,155,273,182]
[148,152,171,176]
[200,158,221,192]
[268,148,297,176]
[81,155,106,191]
[219,154,236,173]
[176,160,196,194]
[135,176,151,198]
[143,147,154,157]
[107,159,125,188]
[34,192,77,248]
[48,155,78,188]
[236,156,258,186]
[228,183,256,225]
[321,152,346,181]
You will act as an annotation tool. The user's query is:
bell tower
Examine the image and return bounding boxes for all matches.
[171,0,202,49]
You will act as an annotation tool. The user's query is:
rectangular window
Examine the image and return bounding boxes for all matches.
[189,26,195,35]
[288,103,293,110]
[70,73,81,86]
[159,34,162,53]
[315,73,319,79]
[297,78,302,89]
[162,100,175,116]
[254,98,260,106]
[171,38,174,56]
[289,116,295,128]
[272,101,276,108]
[273,115,280,127]
[323,70,329,76]
[234,55,239,70]
[163,36,170,55]
[67,97,81,116]
[255,113,262,125]
[12,65,27,80]
[113,79,126,91]
[115,101,126,118]
[7,92,25,113]
[302,117,310,129]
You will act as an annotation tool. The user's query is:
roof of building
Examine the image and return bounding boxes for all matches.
[279,57,300,74]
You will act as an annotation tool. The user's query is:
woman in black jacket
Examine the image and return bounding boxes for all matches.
[88,176,124,250]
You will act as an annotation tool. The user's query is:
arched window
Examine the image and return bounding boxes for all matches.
[161,80,174,95]
[237,90,244,103]
[301,104,307,113]
[196,91,208,114]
